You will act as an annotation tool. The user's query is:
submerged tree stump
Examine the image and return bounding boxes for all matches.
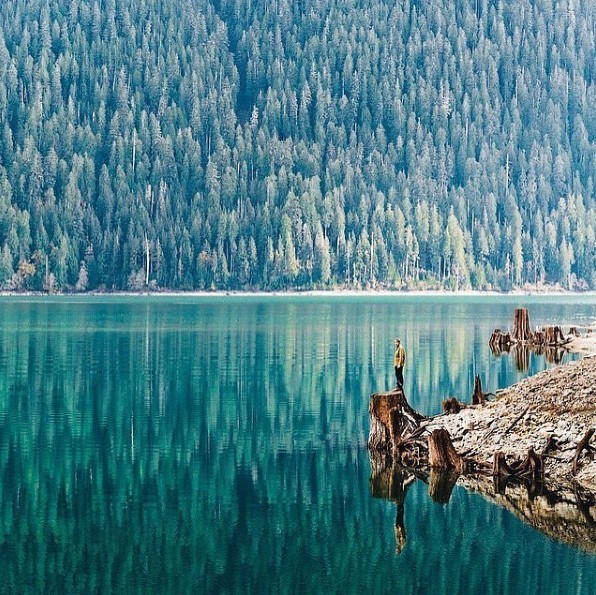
[512,344,530,372]
[512,308,533,342]
[543,326,567,346]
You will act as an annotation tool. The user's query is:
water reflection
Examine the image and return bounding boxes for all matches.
[369,464,417,554]
[490,341,567,371]
[0,297,594,593]
[370,460,596,555]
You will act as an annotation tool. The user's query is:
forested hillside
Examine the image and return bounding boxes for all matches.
[0,0,594,291]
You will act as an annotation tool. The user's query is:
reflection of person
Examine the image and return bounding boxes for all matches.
[394,504,406,555]
[394,338,406,389]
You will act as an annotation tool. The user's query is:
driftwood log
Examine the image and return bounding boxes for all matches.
[573,429,595,475]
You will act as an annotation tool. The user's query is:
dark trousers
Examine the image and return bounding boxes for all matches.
[395,366,404,388]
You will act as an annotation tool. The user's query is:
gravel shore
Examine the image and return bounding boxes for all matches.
[427,354,596,490]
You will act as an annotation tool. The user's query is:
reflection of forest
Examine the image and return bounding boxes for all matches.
[0,301,376,590]
[0,300,593,591]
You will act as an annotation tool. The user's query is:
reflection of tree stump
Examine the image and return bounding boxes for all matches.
[369,464,417,555]
[369,464,413,504]
[428,429,465,473]
[429,468,460,504]
[512,308,532,342]
[545,347,564,365]
[512,343,530,371]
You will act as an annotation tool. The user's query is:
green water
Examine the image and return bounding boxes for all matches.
[0,296,594,594]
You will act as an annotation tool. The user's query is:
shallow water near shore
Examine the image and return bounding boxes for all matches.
[0,296,594,593]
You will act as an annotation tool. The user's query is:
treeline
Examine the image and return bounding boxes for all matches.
[0,0,594,291]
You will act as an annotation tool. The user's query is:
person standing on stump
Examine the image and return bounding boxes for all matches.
[394,338,406,389]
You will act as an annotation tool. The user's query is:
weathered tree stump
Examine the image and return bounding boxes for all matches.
[491,309,574,369]
[489,329,512,350]
[492,448,544,481]
[534,330,545,345]
[543,326,566,346]
[472,375,486,405]
[368,389,425,456]
[542,435,558,456]
[428,429,465,473]
[512,308,532,342]
[442,397,465,414]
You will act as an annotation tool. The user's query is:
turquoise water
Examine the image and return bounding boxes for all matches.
[0,296,594,593]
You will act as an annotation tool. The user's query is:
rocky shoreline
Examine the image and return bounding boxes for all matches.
[425,354,596,490]
[368,353,596,551]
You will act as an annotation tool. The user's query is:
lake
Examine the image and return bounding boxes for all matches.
[0,295,595,593]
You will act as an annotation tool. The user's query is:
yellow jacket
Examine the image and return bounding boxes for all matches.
[394,345,406,367]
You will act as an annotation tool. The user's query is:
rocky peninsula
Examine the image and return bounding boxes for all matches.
[368,344,596,551]
[426,354,596,490]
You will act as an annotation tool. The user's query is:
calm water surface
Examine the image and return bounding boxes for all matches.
[0,296,595,594]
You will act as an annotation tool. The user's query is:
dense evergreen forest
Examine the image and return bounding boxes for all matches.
[0,0,594,291]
